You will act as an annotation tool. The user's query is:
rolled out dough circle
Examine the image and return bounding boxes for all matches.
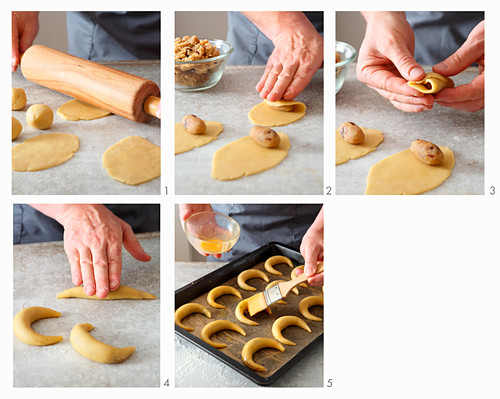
[102,136,160,185]
[365,146,455,195]
[175,120,224,155]
[12,133,79,171]
[57,99,111,121]
[336,127,384,165]
[248,100,306,126]
[211,132,290,180]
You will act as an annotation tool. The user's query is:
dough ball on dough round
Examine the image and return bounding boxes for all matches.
[26,104,54,130]
[12,116,22,140]
[12,87,27,110]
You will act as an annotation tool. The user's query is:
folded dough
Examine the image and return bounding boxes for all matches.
[407,72,454,94]
[248,100,306,127]
[57,285,157,299]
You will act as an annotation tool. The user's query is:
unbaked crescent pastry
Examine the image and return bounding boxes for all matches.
[206,285,242,309]
[175,303,211,331]
[264,255,294,276]
[237,269,269,291]
[13,306,63,346]
[235,297,271,326]
[407,72,454,94]
[298,296,324,322]
[241,337,285,373]
[200,320,246,348]
[272,315,311,346]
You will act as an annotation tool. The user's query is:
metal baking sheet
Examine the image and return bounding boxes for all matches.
[175,242,324,386]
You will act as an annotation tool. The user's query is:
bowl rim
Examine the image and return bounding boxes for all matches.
[175,38,234,64]
[335,41,357,68]
[184,211,241,242]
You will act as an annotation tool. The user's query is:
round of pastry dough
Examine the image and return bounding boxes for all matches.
[26,104,54,130]
[241,337,285,373]
[12,87,27,110]
[12,132,80,171]
[102,136,160,185]
[200,320,246,348]
[212,132,290,181]
[272,315,311,346]
[57,99,111,121]
[175,303,211,331]
[365,147,455,195]
[56,285,157,300]
[175,120,223,155]
[13,306,63,346]
[12,116,22,140]
[248,99,306,127]
[70,323,135,364]
[336,127,384,165]
[298,296,324,322]
[408,72,454,94]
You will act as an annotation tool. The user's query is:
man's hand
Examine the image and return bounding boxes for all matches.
[12,12,39,72]
[433,21,484,112]
[297,206,324,286]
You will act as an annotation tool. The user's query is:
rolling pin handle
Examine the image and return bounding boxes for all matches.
[144,96,161,118]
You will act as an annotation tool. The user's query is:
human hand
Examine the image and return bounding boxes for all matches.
[297,207,324,286]
[357,12,434,113]
[156,99,161,119]
[57,204,151,298]
[178,204,222,259]
[433,20,484,112]
[12,12,39,72]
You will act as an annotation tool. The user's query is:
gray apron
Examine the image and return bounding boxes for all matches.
[67,11,160,61]
[211,204,322,262]
[13,204,160,244]
[406,11,484,65]
[226,12,323,65]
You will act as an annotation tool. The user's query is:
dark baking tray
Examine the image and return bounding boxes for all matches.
[175,241,324,386]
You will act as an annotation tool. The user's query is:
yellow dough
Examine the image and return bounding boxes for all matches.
[12,133,79,171]
[200,320,246,348]
[12,87,27,110]
[408,72,454,94]
[26,104,54,130]
[102,136,160,185]
[12,116,22,140]
[241,337,285,373]
[13,306,63,346]
[56,285,157,299]
[212,132,290,181]
[365,147,455,195]
[175,120,223,154]
[299,296,324,322]
[336,127,384,165]
[264,255,294,276]
[175,303,211,331]
[57,99,111,121]
[70,323,135,364]
[248,100,306,127]
[272,315,311,346]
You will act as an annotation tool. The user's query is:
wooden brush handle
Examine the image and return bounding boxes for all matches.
[280,262,324,297]
[20,45,160,123]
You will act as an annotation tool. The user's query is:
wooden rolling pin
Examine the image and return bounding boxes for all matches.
[21,45,160,123]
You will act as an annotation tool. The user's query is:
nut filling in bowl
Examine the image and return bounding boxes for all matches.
[175,36,234,91]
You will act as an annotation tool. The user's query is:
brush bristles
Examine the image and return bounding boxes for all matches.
[247,293,268,316]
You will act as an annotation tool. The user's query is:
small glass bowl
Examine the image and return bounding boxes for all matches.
[175,39,234,92]
[184,212,240,255]
[335,41,357,94]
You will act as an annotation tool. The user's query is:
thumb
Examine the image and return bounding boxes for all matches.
[387,45,425,81]
[433,40,483,77]
[121,222,151,262]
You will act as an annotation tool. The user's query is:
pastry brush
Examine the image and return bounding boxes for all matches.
[247,262,323,316]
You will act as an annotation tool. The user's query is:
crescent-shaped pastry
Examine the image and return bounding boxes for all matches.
[200,320,246,348]
[264,280,299,304]
[13,306,63,346]
[264,255,294,276]
[407,72,454,94]
[56,285,157,299]
[291,266,308,288]
[299,296,324,322]
[70,323,135,364]
[241,337,285,373]
[272,315,311,346]
[175,303,212,331]
[237,269,269,291]
[235,297,271,326]
[207,286,242,309]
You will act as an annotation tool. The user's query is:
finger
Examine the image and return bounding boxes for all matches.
[283,63,316,100]
[156,101,161,119]
[385,45,425,81]
[434,74,484,103]
[307,272,324,287]
[11,19,20,71]
[91,245,110,299]
[255,63,273,92]
[389,98,433,113]
[106,240,122,292]
[371,85,434,107]
[266,62,298,101]
[360,66,424,97]
[121,222,151,262]
[260,64,283,99]
[436,98,484,112]
[302,246,322,277]
[433,31,484,76]
[65,245,83,286]
[78,247,96,297]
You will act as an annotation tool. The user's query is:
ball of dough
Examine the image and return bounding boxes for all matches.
[26,104,54,130]
[12,116,22,140]
[12,87,27,110]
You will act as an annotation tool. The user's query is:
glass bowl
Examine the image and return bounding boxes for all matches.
[175,39,234,92]
[184,212,240,255]
[336,41,357,94]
